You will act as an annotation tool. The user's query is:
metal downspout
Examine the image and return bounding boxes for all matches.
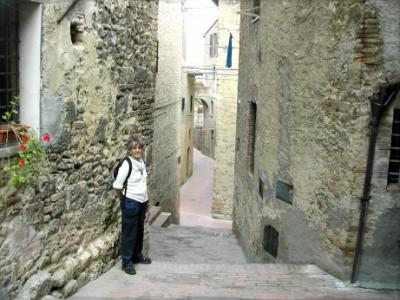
[351,82,400,283]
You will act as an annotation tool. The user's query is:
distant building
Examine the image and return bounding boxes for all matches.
[193,19,218,159]
[234,0,400,290]
[195,0,240,220]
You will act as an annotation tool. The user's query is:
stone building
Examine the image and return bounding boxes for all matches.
[179,73,195,186]
[193,19,218,159]
[193,81,216,159]
[211,0,240,220]
[152,0,183,224]
[193,0,240,220]
[234,0,400,289]
[0,0,158,299]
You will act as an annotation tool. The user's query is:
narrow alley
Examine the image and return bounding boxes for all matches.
[69,150,398,300]
[1,1,399,299]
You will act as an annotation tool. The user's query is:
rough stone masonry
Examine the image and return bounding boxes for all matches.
[0,0,158,299]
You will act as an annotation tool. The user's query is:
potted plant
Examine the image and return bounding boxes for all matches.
[0,97,29,144]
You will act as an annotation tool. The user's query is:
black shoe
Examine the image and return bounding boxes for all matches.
[122,265,136,275]
[134,256,152,264]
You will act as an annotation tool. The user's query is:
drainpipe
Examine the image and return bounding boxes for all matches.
[351,81,400,283]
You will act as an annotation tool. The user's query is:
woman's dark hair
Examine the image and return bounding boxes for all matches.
[127,135,145,151]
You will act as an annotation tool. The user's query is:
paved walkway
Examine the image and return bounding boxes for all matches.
[180,148,231,229]
[70,224,398,300]
[69,149,399,299]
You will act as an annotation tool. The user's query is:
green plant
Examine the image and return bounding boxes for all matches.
[2,97,51,188]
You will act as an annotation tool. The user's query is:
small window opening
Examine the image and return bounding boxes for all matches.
[276,180,293,204]
[252,0,260,23]
[70,18,85,47]
[247,101,257,174]
[209,33,218,57]
[259,177,264,199]
[181,97,185,111]
[190,95,193,112]
[253,0,260,15]
[387,108,400,188]
[263,225,278,258]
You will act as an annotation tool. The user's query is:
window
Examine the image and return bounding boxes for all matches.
[209,33,218,58]
[181,97,185,111]
[190,95,193,112]
[388,108,400,187]
[247,101,257,173]
[155,40,159,73]
[253,0,260,15]
[252,0,260,23]
[276,179,293,204]
[258,177,264,199]
[0,2,41,136]
[263,225,278,258]
[0,2,19,123]
[70,18,85,47]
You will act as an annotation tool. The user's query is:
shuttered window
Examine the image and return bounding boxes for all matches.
[209,33,218,58]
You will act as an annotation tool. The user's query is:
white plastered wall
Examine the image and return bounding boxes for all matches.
[19,3,41,134]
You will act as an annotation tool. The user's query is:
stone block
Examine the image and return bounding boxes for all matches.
[62,280,78,298]
[51,269,68,288]
[63,257,80,279]
[77,250,92,269]
[16,271,51,300]
[23,203,44,225]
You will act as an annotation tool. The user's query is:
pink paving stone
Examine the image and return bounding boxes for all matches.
[180,148,232,229]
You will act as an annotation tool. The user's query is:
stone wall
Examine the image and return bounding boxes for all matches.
[152,0,182,224]
[234,0,399,289]
[179,75,195,186]
[0,0,158,299]
[212,0,240,219]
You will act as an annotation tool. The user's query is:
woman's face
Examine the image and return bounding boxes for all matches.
[130,143,143,161]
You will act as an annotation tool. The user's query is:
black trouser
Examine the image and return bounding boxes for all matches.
[120,197,148,268]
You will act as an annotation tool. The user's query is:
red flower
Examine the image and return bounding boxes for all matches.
[18,159,25,166]
[22,135,30,143]
[42,133,51,142]
[18,144,27,151]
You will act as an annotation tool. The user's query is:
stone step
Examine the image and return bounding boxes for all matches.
[151,211,172,227]
[148,205,162,225]
[70,261,398,300]
[150,225,247,264]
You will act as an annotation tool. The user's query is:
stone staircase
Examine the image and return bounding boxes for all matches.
[69,222,399,300]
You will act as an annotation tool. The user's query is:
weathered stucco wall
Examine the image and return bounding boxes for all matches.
[234,0,399,289]
[152,0,182,224]
[0,0,158,299]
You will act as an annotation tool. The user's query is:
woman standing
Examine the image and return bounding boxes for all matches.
[113,136,151,275]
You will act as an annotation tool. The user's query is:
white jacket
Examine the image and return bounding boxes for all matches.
[113,157,148,203]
